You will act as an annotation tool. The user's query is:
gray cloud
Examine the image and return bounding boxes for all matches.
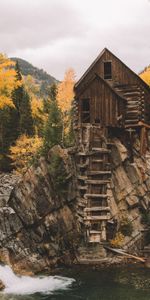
[0,0,88,51]
[0,0,149,80]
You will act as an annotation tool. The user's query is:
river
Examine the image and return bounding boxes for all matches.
[1,264,150,300]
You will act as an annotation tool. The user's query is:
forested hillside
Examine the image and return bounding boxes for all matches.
[0,54,75,172]
[11,57,59,97]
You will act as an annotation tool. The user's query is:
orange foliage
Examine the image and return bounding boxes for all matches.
[110,232,124,248]
[140,66,150,86]
[57,68,76,113]
[31,97,43,119]
[0,54,19,109]
[10,134,43,174]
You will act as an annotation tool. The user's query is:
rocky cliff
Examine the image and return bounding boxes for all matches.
[0,136,150,274]
[108,134,150,251]
[0,146,78,275]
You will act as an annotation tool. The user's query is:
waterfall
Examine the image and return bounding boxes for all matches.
[0,265,75,295]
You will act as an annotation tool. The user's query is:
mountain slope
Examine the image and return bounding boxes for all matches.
[11,57,59,97]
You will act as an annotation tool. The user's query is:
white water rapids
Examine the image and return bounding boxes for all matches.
[0,265,75,295]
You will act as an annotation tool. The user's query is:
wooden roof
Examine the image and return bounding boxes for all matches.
[75,48,150,92]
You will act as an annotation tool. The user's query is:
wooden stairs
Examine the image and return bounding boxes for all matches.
[75,124,111,244]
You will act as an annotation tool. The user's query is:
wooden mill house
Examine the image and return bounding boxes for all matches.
[73,48,150,245]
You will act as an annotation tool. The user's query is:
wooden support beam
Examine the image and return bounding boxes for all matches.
[91,159,103,163]
[91,147,111,153]
[84,207,110,212]
[89,230,101,234]
[85,215,110,221]
[125,119,139,124]
[87,171,111,175]
[126,110,139,114]
[138,121,150,129]
[78,185,87,190]
[86,179,110,185]
[85,193,108,198]
[105,247,145,263]
[77,175,87,180]
[76,152,87,156]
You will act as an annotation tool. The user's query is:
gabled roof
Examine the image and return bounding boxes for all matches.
[76,72,126,102]
[75,48,150,92]
[75,48,106,89]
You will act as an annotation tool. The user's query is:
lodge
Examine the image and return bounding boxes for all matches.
[73,48,150,244]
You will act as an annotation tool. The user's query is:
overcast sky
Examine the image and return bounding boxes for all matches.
[0,0,149,80]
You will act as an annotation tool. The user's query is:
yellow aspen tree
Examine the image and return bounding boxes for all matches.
[57,68,76,144]
[9,134,43,174]
[57,68,76,114]
[0,54,19,109]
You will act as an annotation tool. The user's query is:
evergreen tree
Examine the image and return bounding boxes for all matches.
[11,61,34,137]
[11,62,24,139]
[12,62,24,112]
[43,83,58,115]
[49,83,58,102]
[20,91,34,136]
[43,94,63,155]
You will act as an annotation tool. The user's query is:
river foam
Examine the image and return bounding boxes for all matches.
[0,265,75,295]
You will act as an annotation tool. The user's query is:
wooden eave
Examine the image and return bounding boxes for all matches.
[75,73,127,103]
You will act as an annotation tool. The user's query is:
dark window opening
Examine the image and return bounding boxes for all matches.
[81,98,90,123]
[91,223,100,231]
[104,61,112,80]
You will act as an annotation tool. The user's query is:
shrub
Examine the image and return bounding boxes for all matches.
[141,212,150,226]
[120,216,133,236]
[110,232,125,248]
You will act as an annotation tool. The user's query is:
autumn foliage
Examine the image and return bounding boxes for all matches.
[0,54,20,109]
[57,68,75,113]
[10,135,43,174]
[0,53,76,173]
[140,66,150,86]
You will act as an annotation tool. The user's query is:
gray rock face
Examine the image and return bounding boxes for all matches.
[0,173,19,206]
[0,146,78,275]
[109,136,150,251]
[0,136,150,272]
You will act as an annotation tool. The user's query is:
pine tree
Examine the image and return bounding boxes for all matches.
[11,61,34,137]
[12,62,24,111]
[43,91,63,155]
[20,91,34,136]
[11,62,24,138]
[49,83,58,102]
